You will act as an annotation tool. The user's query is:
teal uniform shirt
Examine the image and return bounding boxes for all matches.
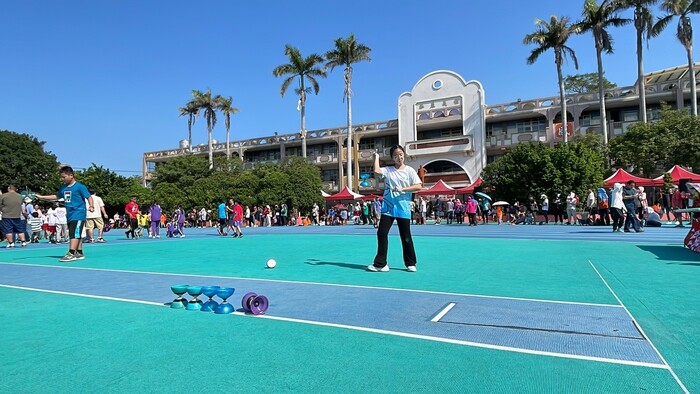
[57,181,91,222]
[380,166,421,219]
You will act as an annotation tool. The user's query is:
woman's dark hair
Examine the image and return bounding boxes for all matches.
[389,144,405,157]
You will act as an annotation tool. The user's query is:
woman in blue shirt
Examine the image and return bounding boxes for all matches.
[368,145,423,272]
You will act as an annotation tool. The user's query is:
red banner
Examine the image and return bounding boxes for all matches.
[684,220,700,253]
[554,122,574,138]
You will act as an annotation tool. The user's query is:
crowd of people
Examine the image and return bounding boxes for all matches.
[3,163,698,263]
[410,180,696,232]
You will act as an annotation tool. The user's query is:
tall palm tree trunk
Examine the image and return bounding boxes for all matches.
[188,127,193,154]
[596,46,609,145]
[208,127,213,169]
[301,102,307,158]
[636,16,647,123]
[556,53,568,144]
[226,129,230,160]
[346,74,353,191]
[687,46,698,116]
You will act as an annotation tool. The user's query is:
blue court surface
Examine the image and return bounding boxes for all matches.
[1,223,698,393]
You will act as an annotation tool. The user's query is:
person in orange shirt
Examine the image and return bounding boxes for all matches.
[495,205,503,225]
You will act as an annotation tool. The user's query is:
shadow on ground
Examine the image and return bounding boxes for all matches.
[637,244,700,262]
[304,259,368,271]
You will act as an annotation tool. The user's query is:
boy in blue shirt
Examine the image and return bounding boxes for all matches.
[36,166,94,262]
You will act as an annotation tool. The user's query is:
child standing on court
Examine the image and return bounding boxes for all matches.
[29,211,42,243]
[35,166,94,262]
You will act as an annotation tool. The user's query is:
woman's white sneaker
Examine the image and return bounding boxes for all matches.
[367,264,389,272]
[406,266,417,272]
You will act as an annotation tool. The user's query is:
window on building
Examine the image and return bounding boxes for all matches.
[425,161,463,173]
[417,112,430,121]
[622,109,639,122]
[359,166,374,177]
[486,155,503,164]
[433,110,445,118]
[487,118,545,137]
[147,162,156,172]
[448,108,461,116]
[359,139,376,150]
[321,169,338,183]
[417,126,463,140]
[580,111,601,126]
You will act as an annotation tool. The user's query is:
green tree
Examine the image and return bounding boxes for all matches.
[217,96,239,160]
[524,15,579,144]
[152,182,187,212]
[272,45,327,158]
[186,172,238,210]
[654,0,700,116]
[482,141,605,203]
[663,172,674,191]
[609,104,700,173]
[256,171,292,207]
[563,72,617,93]
[75,164,138,210]
[0,130,60,192]
[282,156,324,212]
[571,132,608,158]
[325,33,372,189]
[576,0,631,145]
[617,0,657,123]
[230,171,260,207]
[151,155,211,190]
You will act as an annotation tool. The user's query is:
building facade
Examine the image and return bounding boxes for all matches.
[143,64,700,192]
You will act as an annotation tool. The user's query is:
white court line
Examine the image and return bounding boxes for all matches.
[0,283,669,370]
[588,260,689,394]
[431,302,456,322]
[0,261,621,308]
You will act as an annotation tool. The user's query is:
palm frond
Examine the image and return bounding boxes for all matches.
[562,46,580,69]
[279,76,295,97]
[306,75,321,95]
[652,14,674,36]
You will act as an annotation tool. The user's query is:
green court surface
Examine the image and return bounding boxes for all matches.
[1,227,698,393]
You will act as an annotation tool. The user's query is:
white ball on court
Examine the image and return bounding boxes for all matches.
[266,259,277,269]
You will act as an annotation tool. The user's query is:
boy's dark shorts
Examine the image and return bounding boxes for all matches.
[68,220,85,240]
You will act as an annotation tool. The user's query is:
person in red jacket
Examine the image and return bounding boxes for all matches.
[124,196,140,239]
[232,200,244,238]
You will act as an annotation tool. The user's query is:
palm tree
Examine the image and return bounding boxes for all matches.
[217,96,239,160]
[272,45,327,159]
[617,0,657,123]
[192,89,218,169]
[325,34,372,190]
[654,0,700,116]
[178,98,199,153]
[523,16,580,144]
[576,0,631,145]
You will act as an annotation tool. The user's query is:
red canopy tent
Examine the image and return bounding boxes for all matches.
[453,177,483,194]
[652,165,700,183]
[358,194,382,201]
[604,169,659,187]
[416,179,455,196]
[324,186,363,201]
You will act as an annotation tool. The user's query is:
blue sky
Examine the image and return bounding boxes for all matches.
[0,0,697,175]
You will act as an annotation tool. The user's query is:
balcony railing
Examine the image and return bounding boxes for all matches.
[485,78,694,116]
[404,135,474,156]
[144,119,399,161]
